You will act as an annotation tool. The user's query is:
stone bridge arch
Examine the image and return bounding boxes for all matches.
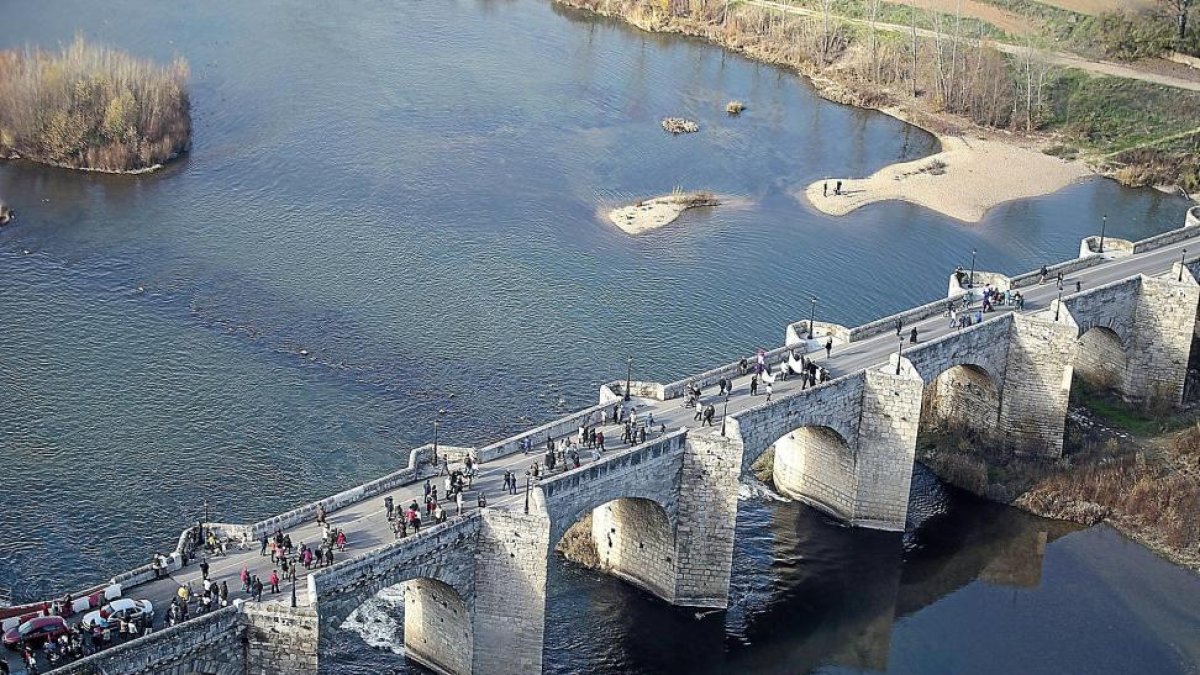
[919,362,1003,440]
[535,434,687,603]
[1074,325,1128,393]
[310,518,481,675]
[770,424,857,521]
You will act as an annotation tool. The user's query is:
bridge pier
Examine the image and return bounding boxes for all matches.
[1124,269,1199,406]
[998,310,1079,457]
[473,509,550,675]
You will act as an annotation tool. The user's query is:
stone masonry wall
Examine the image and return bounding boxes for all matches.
[672,429,743,609]
[52,606,243,675]
[1128,271,1200,405]
[404,578,473,675]
[472,509,550,675]
[853,362,924,530]
[920,364,1001,437]
[999,311,1079,457]
[772,426,856,520]
[592,497,678,601]
[242,604,318,675]
[1073,326,1128,392]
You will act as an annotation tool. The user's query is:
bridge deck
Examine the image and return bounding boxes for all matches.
[5,231,1197,674]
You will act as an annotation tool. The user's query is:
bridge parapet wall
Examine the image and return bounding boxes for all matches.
[849,294,968,342]
[51,605,243,675]
[1079,236,1134,259]
[225,444,469,541]
[478,404,609,462]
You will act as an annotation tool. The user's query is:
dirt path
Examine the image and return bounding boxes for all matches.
[748,0,1200,92]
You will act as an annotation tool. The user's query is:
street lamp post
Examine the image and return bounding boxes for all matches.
[1055,289,1063,321]
[720,393,730,436]
[1099,214,1107,253]
[624,357,633,402]
[433,419,440,455]
[290,569,297,608]
[807,297,818,340]
[524,472,532,515]
[969,249,977,288]
[1181,248,1189,282]
[895,336,903,375]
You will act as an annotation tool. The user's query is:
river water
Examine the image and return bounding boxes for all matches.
[1,0,1198,672]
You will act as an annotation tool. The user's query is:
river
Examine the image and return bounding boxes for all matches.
[1,0,1198,672]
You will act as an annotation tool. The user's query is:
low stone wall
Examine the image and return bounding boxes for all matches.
[1009,255,1108,289]
[784,320,851,348]
[1188,205,1200,229]
[476,403,610,462]
[849,293,968,342]
[52,605,243,675]
[1078,236,1134,259]
[1133,220,1200,253]
[230,444,460,539]
[948,270,1011,300]
[661,345,793,399]
[601,380,667,401]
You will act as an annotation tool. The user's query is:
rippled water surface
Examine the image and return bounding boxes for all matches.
[2,0,1198,672]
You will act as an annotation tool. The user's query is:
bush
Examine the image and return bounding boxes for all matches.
[0,36,190,172]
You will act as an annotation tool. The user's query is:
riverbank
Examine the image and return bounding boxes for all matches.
[551,0,1200,211]
[804,135,1092,222]
[919,395,1200,572]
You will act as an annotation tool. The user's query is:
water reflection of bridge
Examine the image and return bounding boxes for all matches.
[726,475,1077,674]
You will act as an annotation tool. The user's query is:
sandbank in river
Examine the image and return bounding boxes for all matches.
[803,134,1091,223]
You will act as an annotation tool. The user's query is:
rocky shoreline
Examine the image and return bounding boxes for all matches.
[919,407,1200,574]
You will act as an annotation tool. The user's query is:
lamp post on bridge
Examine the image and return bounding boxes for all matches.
[807,296,818,340]
[968,249,977,288]
[433,419,440,456]
[624,357,633,402]
[1055,289,1063,322]
[1182,248,1189,282]
[290,569,297,609]
[720,392,730,437]
[524,471,532,515]
[1098,214,1107,253]
[895,336,903,375]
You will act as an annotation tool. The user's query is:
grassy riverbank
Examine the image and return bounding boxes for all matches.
[0,37,190,173]
[553,0,1200,194]
[919,391,1200,572]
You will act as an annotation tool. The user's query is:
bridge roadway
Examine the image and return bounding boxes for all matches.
[5,232,1196,674]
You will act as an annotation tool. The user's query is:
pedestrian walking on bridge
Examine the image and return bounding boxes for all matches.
[825,338,833,358]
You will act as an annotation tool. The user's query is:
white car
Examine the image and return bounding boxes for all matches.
[81,598,154,629]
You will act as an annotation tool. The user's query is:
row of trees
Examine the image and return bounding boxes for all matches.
[0,36,190,172]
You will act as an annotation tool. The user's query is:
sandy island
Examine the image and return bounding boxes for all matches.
[803,135,1091,223]
[608,191,719,234]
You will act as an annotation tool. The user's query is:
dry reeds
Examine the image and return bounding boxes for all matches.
[0,36,190,172]
[725,100,745,114]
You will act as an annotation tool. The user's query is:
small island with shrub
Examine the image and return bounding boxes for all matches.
[0,36,190,173]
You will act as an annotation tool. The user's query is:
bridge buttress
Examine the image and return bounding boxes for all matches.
[674,430,743,608]
[999,310,1079,457]
[853,359,925,531]
[473,509,550,675]
[1126,269,1200,406]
